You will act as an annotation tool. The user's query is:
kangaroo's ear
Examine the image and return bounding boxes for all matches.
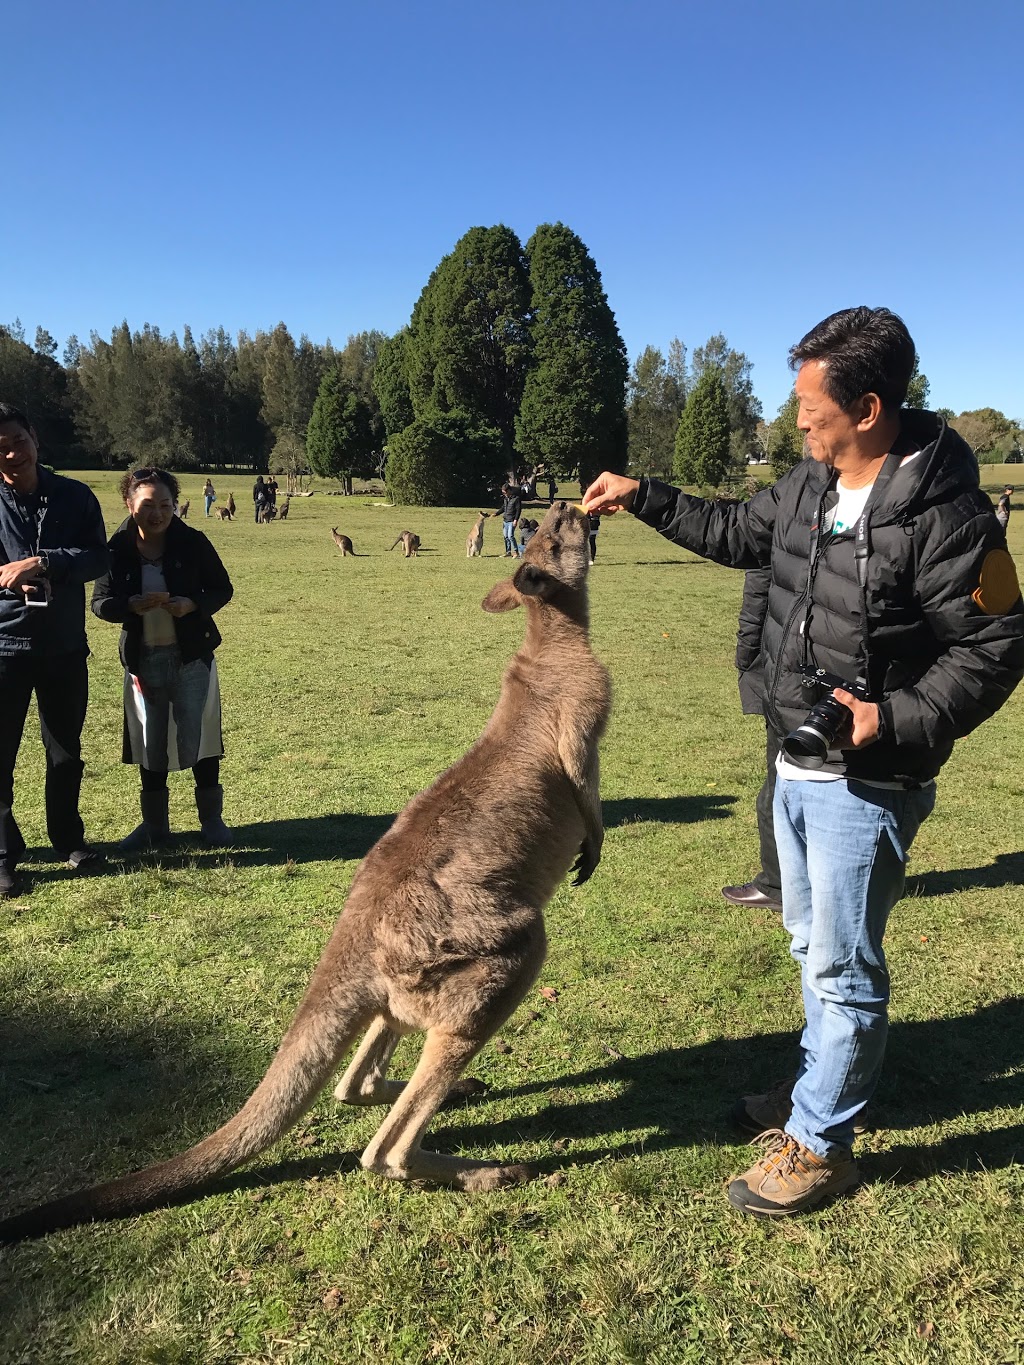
[481,578,522,613]
[513,562,556,599]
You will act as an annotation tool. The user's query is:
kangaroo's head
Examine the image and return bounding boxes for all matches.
[481,502,590,615]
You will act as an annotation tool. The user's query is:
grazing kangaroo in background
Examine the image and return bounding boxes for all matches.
[214,505,233,521]
[389,530,420,558]
[331,529,358,556]
[0,504,610,1241]
[278,497,290,521]
[466,512,490,557]
[226,493,236,519]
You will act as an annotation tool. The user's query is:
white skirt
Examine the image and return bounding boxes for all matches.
[123,645,223,770]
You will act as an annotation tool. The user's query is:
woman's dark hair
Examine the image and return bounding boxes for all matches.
[0,402,32,433]
[119,466,180,504]
[789,307,916,413]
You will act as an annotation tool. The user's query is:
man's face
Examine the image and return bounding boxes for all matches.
[794,362,864,469]
[0,421,39,486]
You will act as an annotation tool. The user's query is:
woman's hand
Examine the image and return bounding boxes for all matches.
[166,596,197,618]
[128,591,169,615]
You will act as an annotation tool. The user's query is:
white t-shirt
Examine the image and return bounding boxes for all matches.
[777,450,920,786]
[140,559,177,647]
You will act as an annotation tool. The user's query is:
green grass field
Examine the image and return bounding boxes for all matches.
[1,471,1023,1364]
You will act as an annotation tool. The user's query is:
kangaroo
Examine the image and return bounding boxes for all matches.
[0,504,609,1241]
[389,530,420,558]
[331,529,358,556]
[177,499,190,520]
[214,505,233,522]
[278,498,290,521]
[466,512,489,558]
[259,502,277,524]
[226,493,236,519]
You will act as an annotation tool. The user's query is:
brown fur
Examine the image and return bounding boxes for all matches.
[259,502,277,523]
[0,504,609,1241]
[331,529,356,556]
[226,493,236,518]
[466,512,490,557]
[177,499,190,519]
[389,530,420,557]
[214,505,233,521]
[278,498,290,521]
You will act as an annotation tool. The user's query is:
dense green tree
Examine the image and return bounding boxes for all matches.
[34,326,58,359]
[406,225,532,449]
[385,410,504,506]
[626,345,683,477]
[767,390,803,479]
[954,407,1016,459]
[689,334,762,467]
[516,222,628,480]
[905,355,930,410]
[0,322,77,461]
[373,329,415,439]
[673,368,731,487]
[306,368,376,492]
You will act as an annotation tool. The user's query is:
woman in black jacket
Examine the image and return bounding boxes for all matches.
[91,467,234,850]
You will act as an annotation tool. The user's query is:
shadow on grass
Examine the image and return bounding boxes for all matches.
[907,850,1024,897]
[604,795,737,826]
[2,998,1023,1235]
[20,813,398,886]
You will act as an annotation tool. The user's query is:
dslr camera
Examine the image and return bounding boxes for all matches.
[781,667,868,769]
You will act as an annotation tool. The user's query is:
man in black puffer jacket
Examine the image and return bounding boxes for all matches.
[0,403,110,897]
[584,308,1024,1218]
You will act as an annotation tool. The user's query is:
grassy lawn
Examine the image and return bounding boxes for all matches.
[1,470,1023,1364]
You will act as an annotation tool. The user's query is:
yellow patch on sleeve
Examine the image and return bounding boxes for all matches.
[972,548,1022,615]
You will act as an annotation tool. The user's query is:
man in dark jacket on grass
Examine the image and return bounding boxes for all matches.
[0,403,110,898]
[584,307,1024,1218]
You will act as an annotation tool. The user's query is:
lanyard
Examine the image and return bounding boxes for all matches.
[801,448,904,696]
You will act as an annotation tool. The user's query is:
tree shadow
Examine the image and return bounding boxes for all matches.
[907,850,1024,897]
[603,795,737,827]
[3,997,1023,1236]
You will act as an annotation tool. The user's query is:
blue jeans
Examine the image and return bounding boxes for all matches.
[503,520,520,556]
[774,776,936,1158]
[204,495,214,516]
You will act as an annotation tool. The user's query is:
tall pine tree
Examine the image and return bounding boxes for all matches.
[673,368,731,487]
[306,368,375,490]
[516,223,628,480]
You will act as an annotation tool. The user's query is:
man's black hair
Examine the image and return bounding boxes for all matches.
[0,402,33,433]
[789,307,916,413]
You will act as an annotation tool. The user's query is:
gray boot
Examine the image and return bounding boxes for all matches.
[119,789,171,853]
[195,784,233,847]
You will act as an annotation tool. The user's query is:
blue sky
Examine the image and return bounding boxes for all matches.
[5,0,1022,419]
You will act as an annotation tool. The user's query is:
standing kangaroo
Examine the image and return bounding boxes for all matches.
[466,512,489,558]
[226,493,236,519]
[278,497,290,521]
[0,504,609,1241]
[331,529,358,556]
[389,530,420,557]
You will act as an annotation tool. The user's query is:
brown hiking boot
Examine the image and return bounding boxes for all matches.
[727,1129,859,1218]
[731,1079,870,1138]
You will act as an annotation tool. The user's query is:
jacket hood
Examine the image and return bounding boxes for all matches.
[878,410,980,520]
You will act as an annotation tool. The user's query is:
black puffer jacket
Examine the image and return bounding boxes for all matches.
[736,567,771,716]
[91,515,233,674]
[633,411,1024,784]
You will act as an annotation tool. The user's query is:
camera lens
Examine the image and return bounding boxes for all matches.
[782,695,852,769]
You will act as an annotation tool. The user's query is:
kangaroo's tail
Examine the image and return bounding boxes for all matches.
[0,977,369,1242]
[387,538,401,550]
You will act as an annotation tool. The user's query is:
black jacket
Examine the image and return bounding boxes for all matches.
[736,567,771,716]
[501,492,522,523]
[0,467,109,657]
[91,516,233,673]
[633,411,1024,784]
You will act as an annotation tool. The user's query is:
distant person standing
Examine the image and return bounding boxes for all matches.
[266,475,279,508]
[253,475,267,522]
[547,474,558,505]
[0,403,110,897]
[203,478,216,517]
[996,485,1013,531]
[500,483,522,558]
[722,567,783,911]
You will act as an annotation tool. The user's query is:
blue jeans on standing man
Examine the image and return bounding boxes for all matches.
[502,520,520,557]
[773,775,936,1158]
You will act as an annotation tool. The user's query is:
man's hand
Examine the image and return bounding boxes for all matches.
[166,596,197,618]
[581,473,640,516]
[832,688,880,748]
[0,557,44,591]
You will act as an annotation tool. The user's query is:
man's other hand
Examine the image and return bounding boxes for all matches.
[832,688,880,748]
[581,473,640,516]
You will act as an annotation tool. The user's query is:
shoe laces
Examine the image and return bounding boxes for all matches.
[751,1128,808,1177]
